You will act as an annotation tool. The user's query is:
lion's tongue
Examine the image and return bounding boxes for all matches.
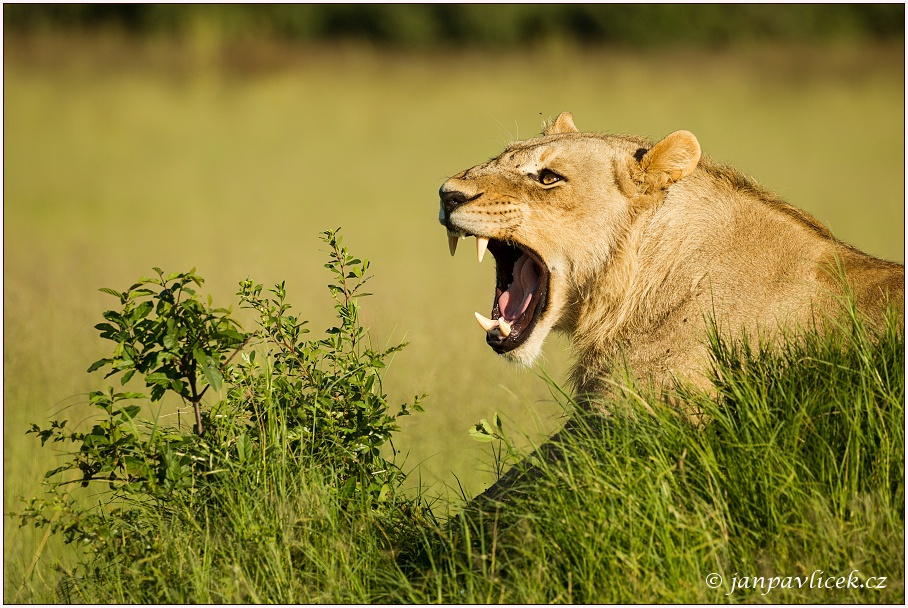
[497,253,539,322]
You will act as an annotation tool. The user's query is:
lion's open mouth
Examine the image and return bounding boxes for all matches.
[448,231,549,353]
[485,239,549,352]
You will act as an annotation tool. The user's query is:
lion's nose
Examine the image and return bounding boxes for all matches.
[439,187,480,216]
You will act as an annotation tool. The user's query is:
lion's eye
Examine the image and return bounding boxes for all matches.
[538,169,563,186]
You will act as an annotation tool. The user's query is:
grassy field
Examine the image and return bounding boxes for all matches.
[7,288,905,603]
[4,33,904,600]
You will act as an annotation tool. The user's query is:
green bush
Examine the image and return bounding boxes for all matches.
[18,228,424,585]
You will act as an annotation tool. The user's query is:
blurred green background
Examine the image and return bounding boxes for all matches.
[4,4,904,595]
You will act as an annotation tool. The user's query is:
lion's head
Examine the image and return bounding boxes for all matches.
[438,112,701,365]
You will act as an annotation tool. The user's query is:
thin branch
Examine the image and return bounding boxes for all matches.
[186,360,203,436]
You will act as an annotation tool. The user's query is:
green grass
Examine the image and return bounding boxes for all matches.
[12,295,904,603]
[4,33,904,601]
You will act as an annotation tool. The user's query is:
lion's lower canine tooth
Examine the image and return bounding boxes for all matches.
[477,236,489,263]
[448,235,458,256]
[474,312,498,332]
[498,318,512,337]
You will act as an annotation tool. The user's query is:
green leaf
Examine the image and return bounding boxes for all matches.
[163,330,178,350]
[170,378,188,396]
[45,464,71,479]
[127,288,156,300]
[340,476,357,499]
[113,391,146,400]
[216,328,246,343]
[98,287,123,298]
[83,430,109,447]
[89,389,110,402]
[102,310,126,328]
[468,421,496,442]
[377,483,391,502]
[193,348,223,393]
[94,322,118,336]
[114,355,135,370]
[87,358,112,373]
[132,300,153,321]
[492,412,503,434]
[119,405,141,420]
[236,433,252,463]
[145,372,171,386]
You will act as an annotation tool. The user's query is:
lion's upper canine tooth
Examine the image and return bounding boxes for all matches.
[448,235,458,256]
[476,236,489,263]
[498,318,512,337]
[474,311,498,332]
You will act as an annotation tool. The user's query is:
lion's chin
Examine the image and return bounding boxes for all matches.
[497,321,552,366]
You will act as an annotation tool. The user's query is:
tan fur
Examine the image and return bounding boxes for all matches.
[439,112,904,403]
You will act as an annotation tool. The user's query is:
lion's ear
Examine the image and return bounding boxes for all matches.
[543,111,579,135]
[638,130,701,186]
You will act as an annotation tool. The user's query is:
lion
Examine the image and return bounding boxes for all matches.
[438,111,904,403]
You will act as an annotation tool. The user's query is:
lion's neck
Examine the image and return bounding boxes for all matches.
[565,206,654,391]
[566,191,714,395]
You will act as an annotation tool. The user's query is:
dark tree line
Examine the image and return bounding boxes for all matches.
[5,4,903,48]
